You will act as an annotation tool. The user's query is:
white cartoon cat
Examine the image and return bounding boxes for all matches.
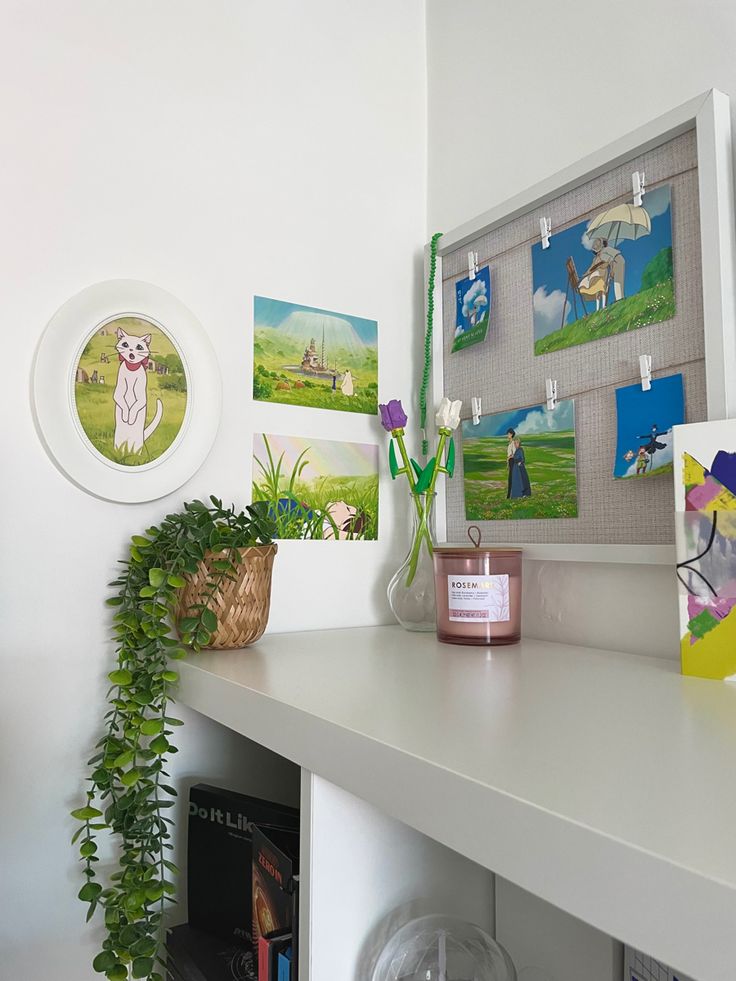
[113,327,163,453]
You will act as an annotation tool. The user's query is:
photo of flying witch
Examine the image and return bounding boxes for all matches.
[613,373,684,479]
[73,316,187,466]
[252,296,378,415]
[461,399,577,520]
[532,184,674,355]
[252,433,378,541]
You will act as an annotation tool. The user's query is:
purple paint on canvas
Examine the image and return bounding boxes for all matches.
[710,450,736,496]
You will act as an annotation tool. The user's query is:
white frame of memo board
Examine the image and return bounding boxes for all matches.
[428,88,736,565]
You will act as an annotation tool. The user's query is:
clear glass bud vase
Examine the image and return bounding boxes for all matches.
[387,493,437,632]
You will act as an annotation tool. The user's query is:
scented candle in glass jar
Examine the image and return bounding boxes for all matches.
[433,528,522,646]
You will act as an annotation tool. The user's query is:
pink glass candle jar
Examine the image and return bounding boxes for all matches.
[433,530,522,646]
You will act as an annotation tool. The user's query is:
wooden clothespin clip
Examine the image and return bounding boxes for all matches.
[471,396,482,425]
[632,171,646,207]
[467,251,479,280]
[545,378,558,411]
[639,354,652,391]
[540,217,552,250]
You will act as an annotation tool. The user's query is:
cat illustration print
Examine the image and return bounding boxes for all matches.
[73,315,188,467]
[113,327,163,453]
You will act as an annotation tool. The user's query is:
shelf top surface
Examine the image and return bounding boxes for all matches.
[179,625,736,892]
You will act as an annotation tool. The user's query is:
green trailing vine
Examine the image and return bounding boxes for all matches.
[419,231,442,456]
[71,497,275,981]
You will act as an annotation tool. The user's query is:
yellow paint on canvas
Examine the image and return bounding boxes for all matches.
[682,452,706,488]
[709,486,736,510]
[681,609,736,679]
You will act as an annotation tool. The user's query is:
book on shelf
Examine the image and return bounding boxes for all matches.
[187,784,299,948]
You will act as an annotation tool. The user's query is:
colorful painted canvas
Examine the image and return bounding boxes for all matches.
[452,266,492,352]
[532,185,674,355]
[674,420,736,679]
[252,433,378,541]
[461,399,577,520]
[613,374,684,479]
[253,296,378,415]
[73,316,188,466]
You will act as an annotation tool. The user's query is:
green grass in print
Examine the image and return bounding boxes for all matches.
[253,296,378,416]
[252,434,378,540]
[534,278,674,356]
[463,432,577,521]
[73,317,187,466]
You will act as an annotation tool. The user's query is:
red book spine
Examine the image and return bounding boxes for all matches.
[258,936,271,981]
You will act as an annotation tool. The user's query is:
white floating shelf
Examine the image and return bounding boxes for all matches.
[177,625,736,981]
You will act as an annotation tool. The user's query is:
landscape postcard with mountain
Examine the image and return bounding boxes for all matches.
[252,296,378,415]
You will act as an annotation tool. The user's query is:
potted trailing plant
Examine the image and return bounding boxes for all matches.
[70,497,276,981]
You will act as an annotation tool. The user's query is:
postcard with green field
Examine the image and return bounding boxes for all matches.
[253,296,378,415]
[252,433,378,541]
[531,185,674,356]
[461,399,577,520]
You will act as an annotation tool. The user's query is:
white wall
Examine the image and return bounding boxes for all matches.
[425,0,736,659]
[0,2,426,978]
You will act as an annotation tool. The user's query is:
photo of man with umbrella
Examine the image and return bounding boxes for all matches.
[532,183,674,355]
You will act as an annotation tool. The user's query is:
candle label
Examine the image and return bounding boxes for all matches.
[447,574,510,622]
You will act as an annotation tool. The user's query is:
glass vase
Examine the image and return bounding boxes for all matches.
[387,493,437,632]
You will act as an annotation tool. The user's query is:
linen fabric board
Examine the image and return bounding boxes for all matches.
[442,128,706,545]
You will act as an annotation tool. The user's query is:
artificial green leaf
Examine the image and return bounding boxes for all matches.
[388,440,399,479]
[149,735,169,756]
[446,436,456,477]
[140,719,163,736]
[148,567,166,588]
[132,956,154,978]
[410,458,423,480]
[138,585,156,598]
[105,597,124,607]
[201,608,218,632]
[80,841,98,858]
[161,670,178,684]
[108,669,133,687]
[78,882,102,902]
[119,769,140,787]
[179,617,198,632]
[112,751,134,769]
[168,648,187,660]
[167,574,186,588]
[105,965,128,981]
[414,458,436,494]
[92,950,117,973]
[131,535,151,547]
[71,806,103,821]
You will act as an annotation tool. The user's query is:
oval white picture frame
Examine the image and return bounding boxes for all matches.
[33,280,221,502]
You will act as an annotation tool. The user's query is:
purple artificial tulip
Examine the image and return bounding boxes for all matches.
[378,399,408,432]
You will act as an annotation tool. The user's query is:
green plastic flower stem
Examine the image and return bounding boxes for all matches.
[393,430,418,493]
[404,494,434,588]
[426,430,449,497]
[420,232,443,456]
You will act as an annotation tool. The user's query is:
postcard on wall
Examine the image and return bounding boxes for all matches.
[531,184,674,356]
[252,433,378,541]
[461,399,577,520]
[674,419,736,680]
[613,373,684,480]
[252,296,377,415]
[452,266,492,353]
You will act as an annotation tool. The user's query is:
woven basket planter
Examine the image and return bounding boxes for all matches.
[178,544,278,650]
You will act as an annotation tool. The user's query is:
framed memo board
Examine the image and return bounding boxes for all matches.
[429,90,736,564]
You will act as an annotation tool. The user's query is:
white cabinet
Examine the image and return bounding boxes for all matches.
[178,626,736,981]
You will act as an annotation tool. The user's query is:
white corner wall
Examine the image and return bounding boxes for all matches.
[0,2,426,978]
[426,0,736,659]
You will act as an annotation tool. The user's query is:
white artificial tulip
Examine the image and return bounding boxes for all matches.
[436,397,462,431]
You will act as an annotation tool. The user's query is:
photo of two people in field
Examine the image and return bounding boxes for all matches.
[461,400,577,521]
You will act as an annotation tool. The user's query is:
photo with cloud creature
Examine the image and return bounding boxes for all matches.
[461,399,577,520]
[531,184,674,356]
[452,265,492,352]
[613,373,684,480]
